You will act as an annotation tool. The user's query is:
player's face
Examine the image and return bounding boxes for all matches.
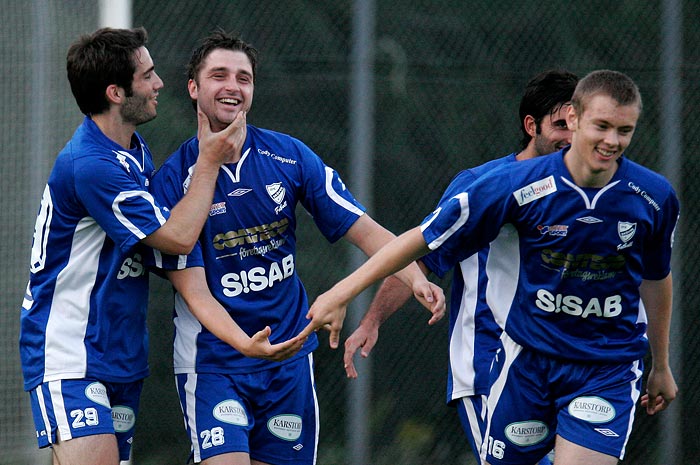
[533,104,572,156]
[121,47,163,125]
[566,94,639,185]
[189,49,254,132]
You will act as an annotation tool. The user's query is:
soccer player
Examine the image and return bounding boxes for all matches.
[18,27,297,465]
[342,69,578,464]
[149,30,445,465]
[302,69,679,465]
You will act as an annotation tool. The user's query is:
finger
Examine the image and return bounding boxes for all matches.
[345,359,358,378]
[297,322,318,341]
[196,107,211,140]
[329,325,342,349]
[360,337,377,358]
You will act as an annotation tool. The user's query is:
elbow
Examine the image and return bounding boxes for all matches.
[163,239,196,255]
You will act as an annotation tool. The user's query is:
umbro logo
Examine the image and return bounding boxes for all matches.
[594,428,619,437]
[293,444,304,451]
[228,188,252,197]
[576,216,603,224]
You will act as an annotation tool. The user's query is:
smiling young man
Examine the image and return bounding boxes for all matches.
[149,30,444,465]
[19,27,254,465]
[342,69,578,465]
[302,69,679,465]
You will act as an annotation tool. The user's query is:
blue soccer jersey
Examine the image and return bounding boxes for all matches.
[421,148,678,362]
[20,116,170,391]
[150,125,366,374]
[421,153,516,402]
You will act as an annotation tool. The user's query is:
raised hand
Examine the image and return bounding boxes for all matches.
[197,108,247,165]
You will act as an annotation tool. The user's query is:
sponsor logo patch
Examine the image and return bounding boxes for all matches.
[568,396,616,423]
[213,399,248,426]
[268,414,303,441]
[209,202,226,216]
[537,224,568,236]
[504,421,548,446]
[85,382,110,408]
[513,176,557,206]
[112,405,136,432]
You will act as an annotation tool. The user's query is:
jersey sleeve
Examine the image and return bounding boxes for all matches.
[147,157,203,271]
[296,142,366,243]
[420,169,479,277]
[641,186,680,280]
[73,155,168,253]
[420,165,513,271]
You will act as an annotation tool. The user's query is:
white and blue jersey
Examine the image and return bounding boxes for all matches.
[150,125,366,374]
[420,148,678,363]
[20,116,169,391]
[421,153,516,402]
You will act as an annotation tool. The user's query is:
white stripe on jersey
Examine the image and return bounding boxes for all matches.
[324,167,364,216]
[173,292,203,374]
[485,224,520,329]
[423,193,470,250]
[112,190,166,239]
[449,254,479,398]
[49,380,72,441]
[44,217,105,382]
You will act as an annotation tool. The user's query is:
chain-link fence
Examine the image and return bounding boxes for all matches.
[2,1,698,464]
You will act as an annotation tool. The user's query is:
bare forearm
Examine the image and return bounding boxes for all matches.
[641,274,673,368]
[362,275,414,327]
[332,227,430,304]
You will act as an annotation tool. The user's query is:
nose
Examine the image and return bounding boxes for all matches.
[603,129,619,147]
[153,71,164,90]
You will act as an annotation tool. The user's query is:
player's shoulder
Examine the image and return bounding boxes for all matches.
[157,136,199,173]
[618,156,675,193]
[247,124,313,161]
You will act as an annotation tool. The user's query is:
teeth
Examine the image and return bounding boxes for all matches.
[220,98,240,105]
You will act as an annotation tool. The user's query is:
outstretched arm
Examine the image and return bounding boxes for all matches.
[166,266,305,361]
[300,225,432,347]
[639,274,678,415]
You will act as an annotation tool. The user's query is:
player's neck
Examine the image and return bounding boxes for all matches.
[92,112,136,150]
[563,148,618,188]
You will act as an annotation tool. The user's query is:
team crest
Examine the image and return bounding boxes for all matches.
[266,183,286,205]
[617,221,637,243]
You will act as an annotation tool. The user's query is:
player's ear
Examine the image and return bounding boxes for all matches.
[188,79,198,100]
[105,84,123,105]
[523,114,537,138]
[566,105,578,130]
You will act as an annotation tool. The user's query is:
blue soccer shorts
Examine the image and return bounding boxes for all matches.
[176,353,319,464]
[29,378,143,461]
[482,334,643,464]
